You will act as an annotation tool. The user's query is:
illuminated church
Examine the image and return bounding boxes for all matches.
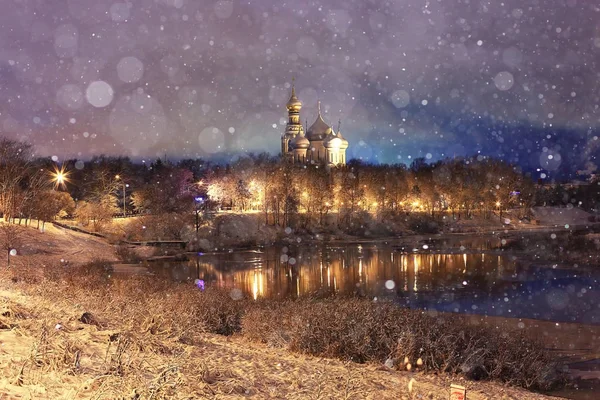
[281,85,348,166]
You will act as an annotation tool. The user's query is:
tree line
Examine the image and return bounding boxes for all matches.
[1,137,539,233]
[203,155,537,228]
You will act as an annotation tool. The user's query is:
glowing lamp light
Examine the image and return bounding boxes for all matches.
[50,165,70,189]
[496,201,501,207]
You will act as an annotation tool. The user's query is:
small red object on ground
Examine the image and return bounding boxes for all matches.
[449,384,466,400]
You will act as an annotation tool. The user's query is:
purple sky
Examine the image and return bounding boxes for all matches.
[0,0,599,171]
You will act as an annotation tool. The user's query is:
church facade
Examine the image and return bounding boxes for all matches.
[280,85,348,166]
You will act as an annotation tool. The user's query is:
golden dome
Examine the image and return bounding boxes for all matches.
[324,132,342,149]
[338,131,349,150]
[291,132,310,149]
[306,101,332,141]
[286,85,302,112]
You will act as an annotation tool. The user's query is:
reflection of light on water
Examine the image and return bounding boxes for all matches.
[498,255,503,276]
[414,254,419,292]
[260,272,264,296]
[252,271,258,300]
[252,270,264,300]
[174,245,519,303]
[358,259,363,283]
[320,261,323,284]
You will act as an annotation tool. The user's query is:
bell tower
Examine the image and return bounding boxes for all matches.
[281,79,304,160]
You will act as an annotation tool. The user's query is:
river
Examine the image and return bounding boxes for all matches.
[148,237,599,325]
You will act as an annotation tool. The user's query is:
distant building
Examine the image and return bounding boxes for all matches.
[280,84,348,166]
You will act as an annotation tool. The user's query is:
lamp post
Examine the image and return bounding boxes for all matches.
[115,175,127,217]
[496,201,501,218]
[194,197,204,233]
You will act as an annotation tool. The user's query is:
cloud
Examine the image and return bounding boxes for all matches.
[0,0,598,170]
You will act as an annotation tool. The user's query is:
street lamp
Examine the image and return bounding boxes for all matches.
[50,165,70,189]
[496,201,501,217]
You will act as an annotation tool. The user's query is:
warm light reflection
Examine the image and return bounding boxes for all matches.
[251,270,264,300]
[413,254,419,292]
[174,242,516,300]
[358,259,363,282]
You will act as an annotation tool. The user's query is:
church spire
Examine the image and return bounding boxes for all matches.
[286,79,302,112]
[291,76,296,97]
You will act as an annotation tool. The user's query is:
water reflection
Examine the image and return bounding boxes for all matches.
[148,243,599,324]
[153,245,520,301]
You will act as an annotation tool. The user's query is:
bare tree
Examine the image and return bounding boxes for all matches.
[0,223,23,267]
[0,138,34,221]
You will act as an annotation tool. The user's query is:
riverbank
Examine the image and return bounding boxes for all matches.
[1,264,564,400]
[2,220,598,398]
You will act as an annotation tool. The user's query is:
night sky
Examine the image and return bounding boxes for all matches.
[1,0,599,178]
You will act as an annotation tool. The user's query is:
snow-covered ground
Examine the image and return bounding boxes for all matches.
[531,206,594,226]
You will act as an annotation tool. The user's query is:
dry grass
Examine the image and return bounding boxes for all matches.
[243,298,563,390]
[0,261,565,399]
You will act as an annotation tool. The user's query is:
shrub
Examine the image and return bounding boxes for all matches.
[242,298,563,390]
